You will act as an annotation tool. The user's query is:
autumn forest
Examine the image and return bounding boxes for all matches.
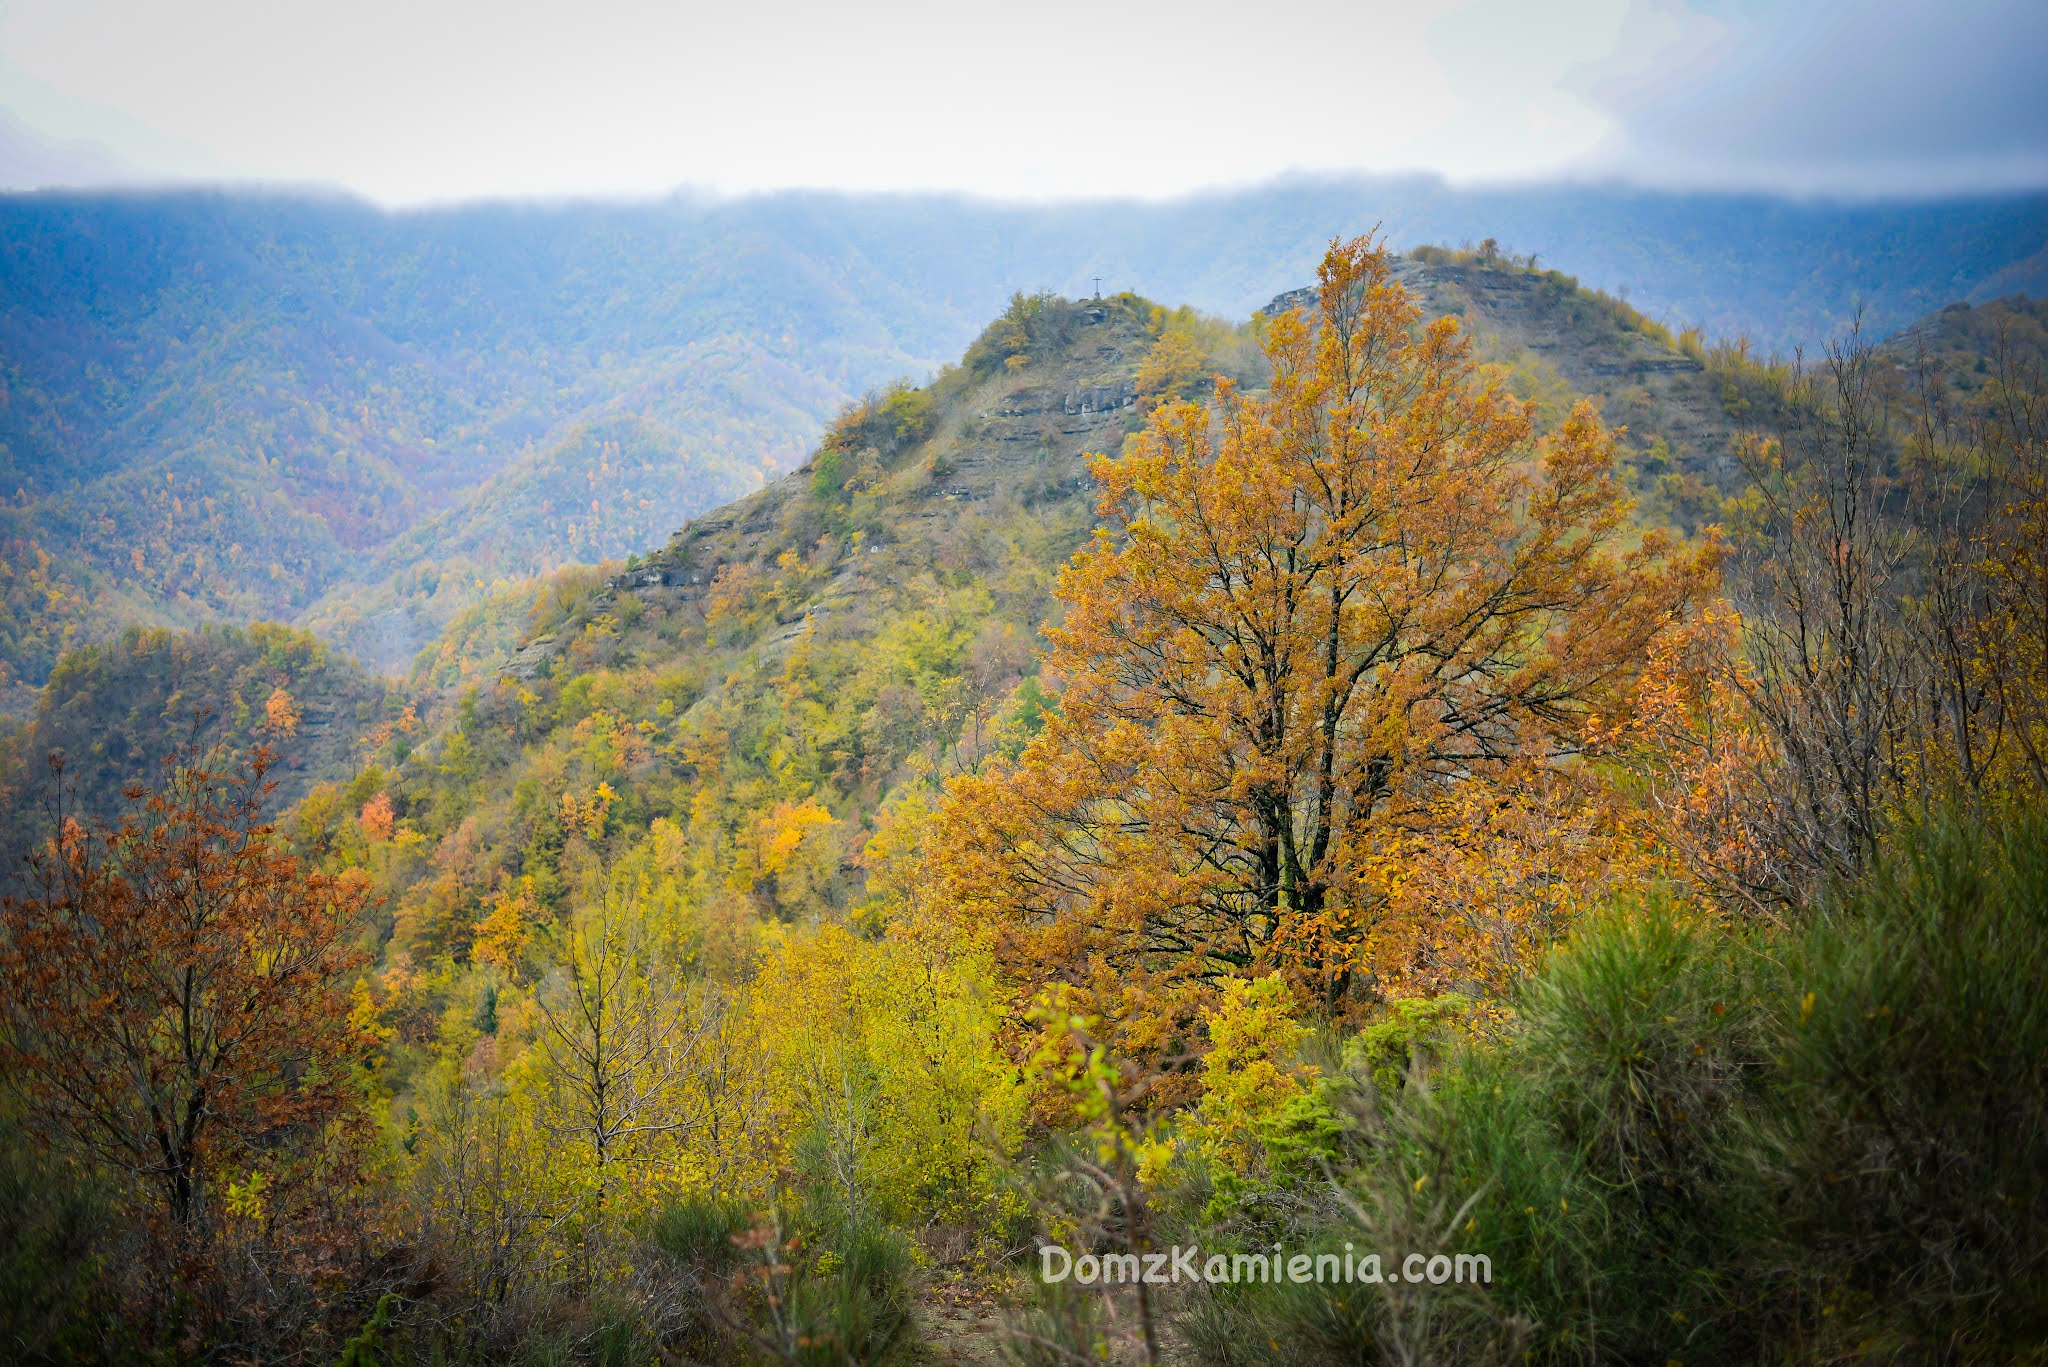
[2,210,2046,1367]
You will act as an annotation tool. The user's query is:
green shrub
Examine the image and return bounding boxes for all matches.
[1174,810,2048,1363]
[650,1191,754,1274]
[778,1217,915,1365]
[648,1194,915,1365]
[1751,811,2048,1353]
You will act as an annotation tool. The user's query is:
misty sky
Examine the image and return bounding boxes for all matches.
[2,0,2044,204]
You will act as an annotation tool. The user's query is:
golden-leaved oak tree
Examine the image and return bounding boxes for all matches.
[936,234,1714,1021]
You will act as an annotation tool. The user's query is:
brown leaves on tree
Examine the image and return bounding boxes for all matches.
[0,744,373,1233]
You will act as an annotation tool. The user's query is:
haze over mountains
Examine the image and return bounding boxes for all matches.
[2,177,2044,707]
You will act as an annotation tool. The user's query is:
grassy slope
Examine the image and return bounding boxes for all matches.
[1401,253,1741,477]
[1876,293,2048,388]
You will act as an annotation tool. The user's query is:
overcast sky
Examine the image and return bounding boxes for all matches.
[2,0,2043,204]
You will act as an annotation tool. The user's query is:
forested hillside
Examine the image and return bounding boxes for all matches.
[1,183,2043,707]
[0,244,1904,893]
[0,620,393,836]
[2,227,2046,1364]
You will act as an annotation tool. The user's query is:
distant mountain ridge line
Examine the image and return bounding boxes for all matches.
[8,179,2044,344]
[0,180,2040,702]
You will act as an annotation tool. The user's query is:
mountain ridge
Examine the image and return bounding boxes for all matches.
[2,269,2027,1000]
[4,181,2031,705]
[3,181,2042,705]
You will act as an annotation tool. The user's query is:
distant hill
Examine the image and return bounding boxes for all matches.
[0,181,2040,706]
[1877,294,2048,404]
[0,621,392,850]
[0,191,894,696]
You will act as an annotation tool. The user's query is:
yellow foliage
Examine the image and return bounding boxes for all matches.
[263,685,300,736]
[736,797,839,908]
[348,976,393,1048]
[748,920,1023,1228]
[1135,319,1210,408]
[475,877,540,981]
[755,798,834,877]
[1188,974,1317,1176]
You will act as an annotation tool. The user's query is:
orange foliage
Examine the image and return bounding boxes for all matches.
[934,234,1716,1025]
[1599,605,1794,919]
[263,685,300,735]
[358,790,395,842]
[1379,763,1655,997]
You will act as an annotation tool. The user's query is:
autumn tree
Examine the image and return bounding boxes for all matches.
[936,234,1713,1018]
[0,746,371,1231]
[1604,606,1792,918]
[1897,315,2048,811]
[530,883,713,1203]
[1601,315,2048,921]
[1972,437,2048,799]
[264,684,300,736]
